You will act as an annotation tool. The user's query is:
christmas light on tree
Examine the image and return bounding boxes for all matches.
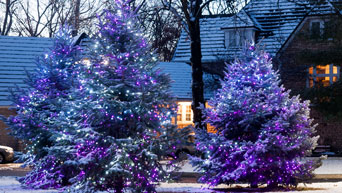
[7,0,185,192]
[191,43,320,188]
[53,1,183,191]
[5,26,81,188]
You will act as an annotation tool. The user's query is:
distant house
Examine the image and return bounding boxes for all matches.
[0,34,87,151]
[159,0,342,150]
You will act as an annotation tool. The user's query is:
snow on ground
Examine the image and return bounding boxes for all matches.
[1,176,342,193]
[0,177,57,193]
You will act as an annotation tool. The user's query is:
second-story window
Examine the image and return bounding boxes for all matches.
[225,28,255,48]
[310,20,324,39]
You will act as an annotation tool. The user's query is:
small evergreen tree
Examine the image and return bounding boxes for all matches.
[191,44,320,188]
[5,27,81,188]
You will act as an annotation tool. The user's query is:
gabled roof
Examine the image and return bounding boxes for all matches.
[221,9,258,29]
[0,35,88,106]
[0,36,53,106]
[173,0,338,64]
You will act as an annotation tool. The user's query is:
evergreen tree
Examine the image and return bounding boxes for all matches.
[5,27,82,188]
[191,44,320,188]
[42,1,183,192]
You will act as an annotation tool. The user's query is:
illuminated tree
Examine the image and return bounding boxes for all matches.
[191,44,320,188]
[46,1,182,192]
[5,26,82,188]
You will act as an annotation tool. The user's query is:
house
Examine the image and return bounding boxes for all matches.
[159,0,342,151]
[0,34,87,151]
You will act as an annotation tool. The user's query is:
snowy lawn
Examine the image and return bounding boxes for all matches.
[1,176,342,193]
[0,177,57,193]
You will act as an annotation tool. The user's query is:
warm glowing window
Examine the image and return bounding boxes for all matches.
[308,64,339,88]
[177,106,182,122]
[185,105,192,121]
[176,102,193,125]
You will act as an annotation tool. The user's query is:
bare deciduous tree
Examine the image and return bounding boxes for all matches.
[0,0,19,35]
[13,0,55,37]
[162,0,245,129]
[134,1,182,61]
[12,0,105,37]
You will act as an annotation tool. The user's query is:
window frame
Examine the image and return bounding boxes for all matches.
[175,102,193,124]
[310,19,324,38]
[307,64,340,88]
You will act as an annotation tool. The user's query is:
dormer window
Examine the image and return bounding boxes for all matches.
[310,19,324,39]
[224,28,255,48]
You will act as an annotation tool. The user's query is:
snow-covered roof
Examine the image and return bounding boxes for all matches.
[158,62,217,100]
[0,36,53,106]
[221,9,258,29]
[0,34,88,106]
[173,0,339,64]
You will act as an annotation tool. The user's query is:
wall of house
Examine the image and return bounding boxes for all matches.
[0,107,23,151]
[278,16,342,151]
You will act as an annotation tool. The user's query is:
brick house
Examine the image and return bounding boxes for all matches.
[0,34,87,151]
[160,0,342,151]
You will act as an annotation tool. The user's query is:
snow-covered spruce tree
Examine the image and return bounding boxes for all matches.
[48,1,185,192]
[191,44,320,188]
[5,27,82,188]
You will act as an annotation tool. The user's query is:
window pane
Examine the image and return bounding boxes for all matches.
[309,67,313,74]
[333,76,338,82]
[317,77,330,87]
[316,65,329,74]
[229,31,236,46]
[177,105,182,121]
[185,105,192,121]
[309,77,314,88]
[177,114,182,121]
[186,114,191,121]
[311,22,321,38]
[333,66,338,74]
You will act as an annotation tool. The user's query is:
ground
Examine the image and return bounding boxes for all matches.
[1,176,342,193]
[2,158,342,192]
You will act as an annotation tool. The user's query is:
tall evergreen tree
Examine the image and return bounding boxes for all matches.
[14,1,183,192]
[191,44,320,188]
[5,26,82,188]
[51,1,183,192]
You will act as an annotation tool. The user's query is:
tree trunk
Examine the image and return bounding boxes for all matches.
[1,0,11,35]
[72,0,81,36]
[114,176,124,193]
[189,18,206,130]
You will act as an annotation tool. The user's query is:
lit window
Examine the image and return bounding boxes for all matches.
[224,28,255,48]
[307,64,339,88]
[177,106,182,122]
[176,102,193,125]
[186,105,192,121]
